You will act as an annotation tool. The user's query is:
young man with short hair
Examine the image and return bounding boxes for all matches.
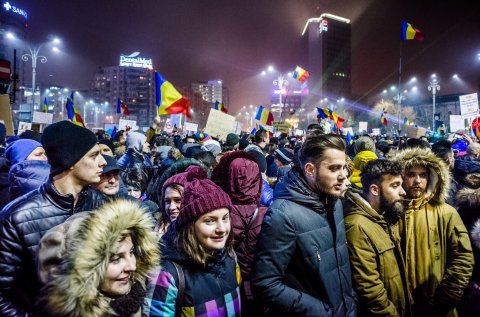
[0,121,107,317]
[252,134,356,316]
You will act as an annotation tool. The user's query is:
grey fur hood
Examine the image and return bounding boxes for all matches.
[456,187,480,210]
[37,199,160,317]
[471,218,480,249]
[391,147,451,206]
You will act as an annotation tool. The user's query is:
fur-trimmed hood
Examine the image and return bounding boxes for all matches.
[456,187,480,210]
[37,199,160,317]
[391,147,451,206]
[471,218,480,250]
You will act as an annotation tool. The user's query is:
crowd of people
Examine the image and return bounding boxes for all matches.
[0,118,479,316]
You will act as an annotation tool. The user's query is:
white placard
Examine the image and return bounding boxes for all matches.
[204,109,236,141]
[184,122,198,133]
[372,128,381,136]
[169,114,182,128]
[343,127,354,136]
[450,115,465,132]
[163,119,174,133]
[459,93,479,116]
[119,119,137,131]
[17,121,31,135]
[32,111,53,124]
[234,121,242,135]
[359,121,368,132]
[295,129,305,136]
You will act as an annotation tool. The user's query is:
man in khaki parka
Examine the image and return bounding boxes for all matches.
[393,146,474,317]
[344,159,412,316]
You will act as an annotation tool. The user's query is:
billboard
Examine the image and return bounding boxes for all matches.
[119,52,153,69]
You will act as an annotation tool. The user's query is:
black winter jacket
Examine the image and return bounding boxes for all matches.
[0,181,87,317]
[251,170,356,317]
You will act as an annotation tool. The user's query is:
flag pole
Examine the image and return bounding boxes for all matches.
[397,40,403,134]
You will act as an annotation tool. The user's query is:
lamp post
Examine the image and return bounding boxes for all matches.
[273,74,289,120]
[22,46,47,114]
[428,75,440,131]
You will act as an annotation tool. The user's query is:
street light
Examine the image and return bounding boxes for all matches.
[428,76,440,131]
[21,38,61,115]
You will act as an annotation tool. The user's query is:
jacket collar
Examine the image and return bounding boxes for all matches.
[41,181,88,212]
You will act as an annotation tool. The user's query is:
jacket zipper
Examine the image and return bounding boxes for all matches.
[314,246,321,262]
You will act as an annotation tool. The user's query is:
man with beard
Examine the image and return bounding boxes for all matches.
[392,146,473,316]
[252,134,356,317]
[344,159,412,316]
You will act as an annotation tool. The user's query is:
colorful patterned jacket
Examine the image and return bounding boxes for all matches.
[143,227,241,317]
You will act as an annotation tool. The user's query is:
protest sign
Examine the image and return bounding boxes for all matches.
[359,121,368,132]
[459,93,479,117]
[0,94,14,135]
[184,122,198,133]
[32,111,53,125]
[450,115,465,133]
[204,109,236,141]
[272,121,290,133]
[119,119,137,131]
[405,125,426,138]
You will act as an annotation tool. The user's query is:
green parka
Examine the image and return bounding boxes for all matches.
[392,147,474,317]
[344,189,411,316]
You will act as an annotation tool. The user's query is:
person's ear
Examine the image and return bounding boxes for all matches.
[370,184,380,197]
[304,162,315,178]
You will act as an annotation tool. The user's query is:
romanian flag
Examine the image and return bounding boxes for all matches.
[316,107,344,128]
[474,127,480,139]
[316,107,331,119]
[42,97,48,113]
[255,105,274,126]
[292,66,310,83]
[155,72,191,119]
[381,110,388,126]
[214,100,228,113]
[65,93,85,127]
[401,21,424,41]
[403,117,411,125]
[117,98,130,115]
[111,126,117,139]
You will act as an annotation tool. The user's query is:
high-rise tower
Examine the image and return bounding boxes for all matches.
[302,13,351,102]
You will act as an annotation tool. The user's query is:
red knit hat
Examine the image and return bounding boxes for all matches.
[177,166,232,227]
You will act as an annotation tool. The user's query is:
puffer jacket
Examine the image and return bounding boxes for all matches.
[37,200,160,317]
[392,147,474,317]
[8,160,50,202]
[251,169,356,317]
[0,156,10,209]
[211,151,268,282]
[143,223,241,317]
[453,156,480,190]
[344,190,411,316]
[117,148,153,169]
[0,181,88,317]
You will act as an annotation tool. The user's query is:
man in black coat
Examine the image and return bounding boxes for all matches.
[0,121,106,317]
[252,134,356,316]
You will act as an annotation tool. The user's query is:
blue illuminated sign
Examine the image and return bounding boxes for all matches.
[3,1,28,19]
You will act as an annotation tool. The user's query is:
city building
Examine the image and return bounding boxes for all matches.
[89,53,156,127]
[178,85,213,130]
[192,80,229,106]
[302,13,352,103]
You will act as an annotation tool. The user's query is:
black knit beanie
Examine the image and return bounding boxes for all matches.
[41,121,98,176]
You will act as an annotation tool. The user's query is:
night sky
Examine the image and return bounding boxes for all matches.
[12,0,480,113]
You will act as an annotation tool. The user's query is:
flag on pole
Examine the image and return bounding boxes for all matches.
[403,117,410,125]
[214,100,228,113]
[316,107,344,128]
[401,21,424,41]
[255,105,274,126]
[42,97,48,113]
[381,109,388,126]
[65,93,85,127]
[292,66,310,83]
[116,98,130,115]
[155,72,191,118]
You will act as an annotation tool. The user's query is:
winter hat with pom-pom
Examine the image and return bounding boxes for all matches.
[176,166,231,227]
